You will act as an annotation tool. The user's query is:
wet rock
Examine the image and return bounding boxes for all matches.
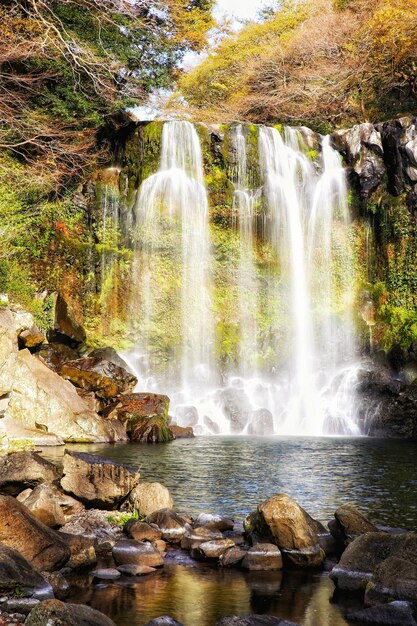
[18,326,45,351]
[59,532,97,569]
[195,513,234,532]
[37,343,79,374]
[347,600,417,625]
[88,347,129,370]
[204,415,220,434]
[0,349,122,443]
[61,451,140,509]
[145,615,183,626]
[0,543,53,599]
[124,520,162,542]
[48,294,86,347]
[215,617,299,626]
[25,599,117,626]
[60,509,121,542]
[124,482,173,516]
[181,527,224,551]
[40,572,69,600]
[0,451,60,496]
[131,415,174,443]
[170,425,194,439]
[220,546,247,567]
[329,504,377,547]
[0,495,70,571]
[3,599,40,615]
[112,539,164,567]
[106,392,170,426]
[366,556,417,604]
[117,564,156,576]
[241,544,283,571]
[244,494,324,567]
[247,409,274,436]
[154,539,167,554]
[219,387,251,433]
[146,509,191,543]
[191,538,235,560]
[91,568,121,581]
[60,356,137,400]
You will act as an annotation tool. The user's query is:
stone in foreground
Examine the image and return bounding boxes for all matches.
[0,495,70,571]
[125,482,173,516]
[244,494,324,567]
[0,543,53,599]
[25,599,117,626]
[124,520,162,542]
[60,451,140,509]
[143,618,184,626]
[195,513,234,531]
[329,503,377,547]
[191,538,235,560]
[117,564,156,576]
[112,540,164,567]
[242,544,283,571]
[215,617,300,626]
[146,509,191,543]
[0,451,60,496]
[347,601,417,626]
[18,482,84,524]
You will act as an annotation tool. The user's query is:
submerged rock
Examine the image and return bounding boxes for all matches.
[117,564,156,576]
[0,495,70,572]
[25,599,117,626]
[244,494,324,567]
[0,451,60,496]
[60,451,140,509]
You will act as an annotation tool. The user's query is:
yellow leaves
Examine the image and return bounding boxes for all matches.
[365,0,417,65]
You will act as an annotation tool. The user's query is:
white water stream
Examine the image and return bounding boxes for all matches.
[122,121,361,436]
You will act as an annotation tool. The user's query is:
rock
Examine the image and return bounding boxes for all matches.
[124,520,162,542]
[112,539,164,567]
[59,509,120,542]
[106,392,170,425]
[18,482,84,522]
[146,509,191,543]
[191,538,235,560]
[244,494,324,567]
[153,539,167,554]
[347,601,417,625]
[131,415,174,443]
[90,568,121,581]
[220,546,247,567]
[25,599,117,626]
[174,405,199,428]
[219,387,251,433]
[18,327,45,351]
[170,425,194,439]
[247,409,274,436]
[406,138,417,167]
[0,349,123,443]
[37,343,79,374]
[117,564,156,576]
[0,496,70,571]
[17,483,65,527]
[60,451,140,509]
[88,347,129,370]
[40,572,69,600]
[181,527,224,551]
[241,544,283,571]
[0,543,53,599]
[204,415,220,434]
[195,513,234,531]
[48,294,86,347]
[145,615,183,626]
[0,451,60,496]
[330,531,417,592]
[124,482,173,516]
[366,556,417,605]
[60,356,137,400]
[214,617,299,626]
[3,598,40,614]
[59,532,97,569]
[330,504,377,546]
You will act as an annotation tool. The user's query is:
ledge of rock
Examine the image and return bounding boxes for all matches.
[60,451,140,509]
[0,451,60,496]
[60,356,137,400]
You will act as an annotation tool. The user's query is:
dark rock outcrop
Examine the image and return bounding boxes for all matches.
[329,503,377,547]
[48,294,87,347]
[0,543,53,599]
[60,356,137,400]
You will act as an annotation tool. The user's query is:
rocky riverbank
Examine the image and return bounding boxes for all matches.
[0,297,193,450]
[0,448,415,625]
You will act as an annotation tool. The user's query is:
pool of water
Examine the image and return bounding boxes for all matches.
[43,436,417,528]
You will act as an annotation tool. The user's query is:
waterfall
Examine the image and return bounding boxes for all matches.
[123,120,360,436]
[128,121,214,391]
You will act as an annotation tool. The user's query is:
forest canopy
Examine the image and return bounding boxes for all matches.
[171,0,417,131]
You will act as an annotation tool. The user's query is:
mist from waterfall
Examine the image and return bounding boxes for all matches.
[124,120,360,436]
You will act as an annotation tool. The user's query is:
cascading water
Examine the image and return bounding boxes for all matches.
[123,120,361,436]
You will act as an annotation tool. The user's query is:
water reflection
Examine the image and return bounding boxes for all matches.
[43,436,417,528]
[69,562,350,626]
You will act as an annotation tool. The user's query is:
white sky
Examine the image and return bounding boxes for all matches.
[215,0,264,20]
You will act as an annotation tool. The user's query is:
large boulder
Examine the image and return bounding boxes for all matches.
[329,504,377,547]
[88,347,130,370]
[48,294,86,347]
[38,342,79,374]
[0,451,60,496]
[60,356,137,400]
[17,482,84,527]
[105,393,173,442]
[0,543,53,599]
[0,349,124,443]
[25,599,117,626]
[244,494,324,567]
[124,482,173,516]
[0,495,70,571]
[219,387,252,433]
[60,451,140,509]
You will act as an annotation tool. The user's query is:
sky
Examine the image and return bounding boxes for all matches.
[215,0,264,21]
